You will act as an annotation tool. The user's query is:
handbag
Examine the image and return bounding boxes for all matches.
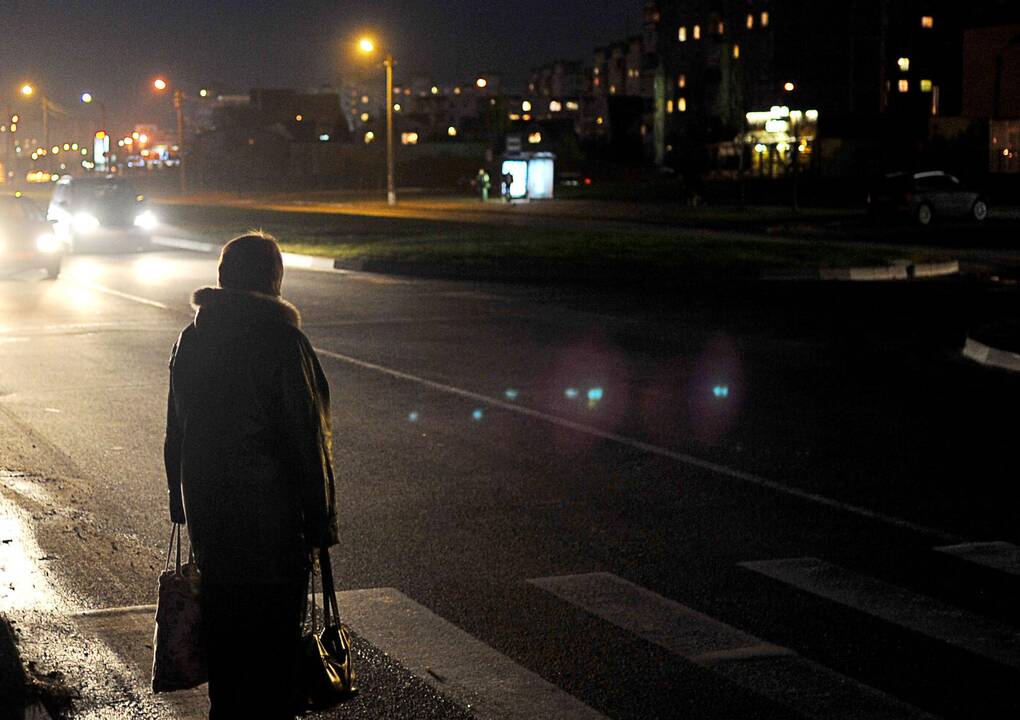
[151,523,207,692]
[300,547,357,709]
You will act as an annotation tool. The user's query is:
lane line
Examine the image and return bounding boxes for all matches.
[79,281,172,311]
[62,278,964,543]
[934,541,1020,577]
[528,572,935,720]
[740,557,1020,668]
[315,347,962,543]
[77,588,607,720]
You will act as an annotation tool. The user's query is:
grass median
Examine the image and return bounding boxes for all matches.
[156,202,933,284]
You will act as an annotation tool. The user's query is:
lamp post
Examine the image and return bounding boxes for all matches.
[80,92,107,134]
[20,83,49,150]
[357,37,396,206]
[153,77,186,193]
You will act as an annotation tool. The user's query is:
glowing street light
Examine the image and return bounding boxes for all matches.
[152,77,186,191]
[18,82,51,148]
[357,35,396,206]
[81,92,93,104]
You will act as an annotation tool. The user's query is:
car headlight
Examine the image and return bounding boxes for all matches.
[133,210,158,231]
[36,234,61,253]
[72,212,100,233]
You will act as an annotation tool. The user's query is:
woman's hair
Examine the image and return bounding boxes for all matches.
[217,231,284,296]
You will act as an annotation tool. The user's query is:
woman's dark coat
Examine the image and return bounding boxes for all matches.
[164,287,339,583]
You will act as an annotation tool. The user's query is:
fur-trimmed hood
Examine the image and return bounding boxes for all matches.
[191,286,301,336]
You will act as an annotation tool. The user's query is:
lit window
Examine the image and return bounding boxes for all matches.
[784,81,795,92]
[361,95,369,104]
[667,99,674,113]
[679,97,687,112]
[609,85,617,94]
[596,116,605,125]
[364,131,375,143]
[528,132,542,144]
[733,44,740,59]
[522,100,532,112]
[447,126,457,137]
[747,13,754,29]
[717,21,725,34]
[761,11,769,27]
[678,26,687,42]
[897,57,910,72]
[678,74,686,89]
[693,25,701,40]
[898,79,909,93]
[921,16,934,29]
[566,100,579,110]
[920,79,933,92]
[549,100,562,112]
[360,112,370,122]
[393,103,401,112]
[401,132,419,145]
[431,86,439,95]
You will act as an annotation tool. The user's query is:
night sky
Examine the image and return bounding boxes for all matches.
[0,0,644,135]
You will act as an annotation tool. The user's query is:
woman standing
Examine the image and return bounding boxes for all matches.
[164,232,338,718]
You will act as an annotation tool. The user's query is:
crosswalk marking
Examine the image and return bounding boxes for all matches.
[339,587,607,720]
[934,541,1020,577]
[740,557,1020,669]
[75,589,606,720]
[528,572,935,720]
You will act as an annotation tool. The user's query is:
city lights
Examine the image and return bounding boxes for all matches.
[152,78,168,91]
[20,83,34,97]
[357,37,375,54]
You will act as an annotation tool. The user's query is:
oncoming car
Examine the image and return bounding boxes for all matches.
[867,171,989,226]
[47,176,157,252]
[0,195,64,278]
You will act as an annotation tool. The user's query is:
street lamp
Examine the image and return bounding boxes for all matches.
[152,77,186,192]
[80,91,108,137]
[19,82,50,149]
[357,36,396,206]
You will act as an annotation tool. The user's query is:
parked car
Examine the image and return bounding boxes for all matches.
[47,176,157,252]
[867,171,988,226]
[0,195,63,278]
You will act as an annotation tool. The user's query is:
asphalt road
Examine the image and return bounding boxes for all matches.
[1,243,1019,719]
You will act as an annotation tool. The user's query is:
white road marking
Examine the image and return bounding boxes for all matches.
[740,557,1020,668]
[315,347,961,543]
[934,541,1020,577]
[76,588,607,720]
[340,587,606,720]
[78,281,172,310]
[55,279,964,543]
[528,572,935,720]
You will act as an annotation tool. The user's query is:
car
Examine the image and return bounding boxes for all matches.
[0,195,64,279]
[47,176,157,252]
[867,170,988,226]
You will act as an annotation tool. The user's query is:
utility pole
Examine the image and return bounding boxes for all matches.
[42,96,49,150]
[384,53,395,206]
[174,89,186,193]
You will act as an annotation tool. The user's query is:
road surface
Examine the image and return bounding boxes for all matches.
[1,244,1019,718]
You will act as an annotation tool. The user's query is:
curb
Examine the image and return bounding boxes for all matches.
[962,337,1020,373]
[153,236,354,274]
[764,260,959,282]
